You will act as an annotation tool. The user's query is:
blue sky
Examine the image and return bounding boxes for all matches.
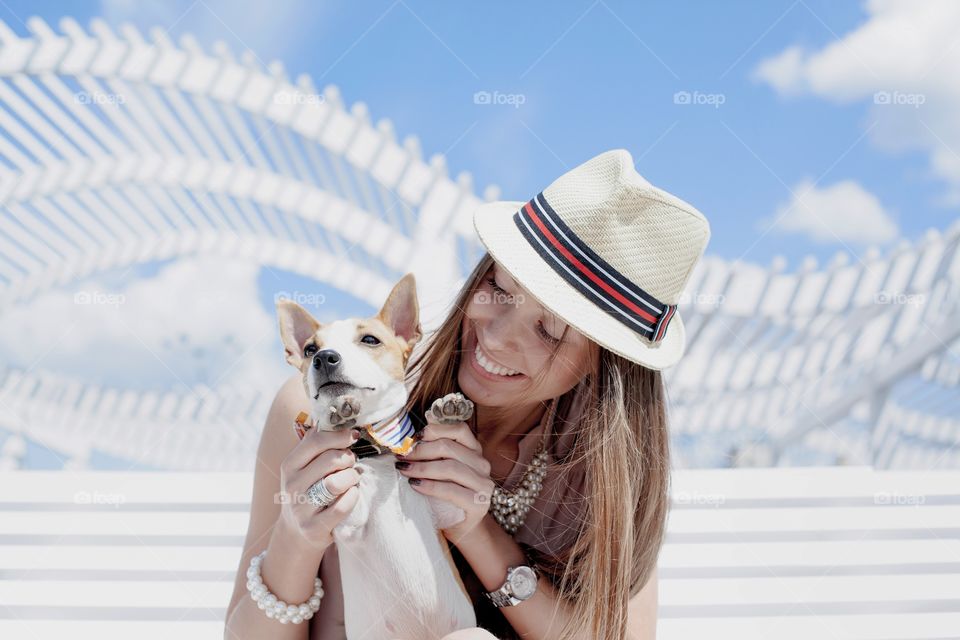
[1,0,955,270]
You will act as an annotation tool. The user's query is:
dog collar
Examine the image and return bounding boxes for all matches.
[295,410,419,459]
[354,409,418,457]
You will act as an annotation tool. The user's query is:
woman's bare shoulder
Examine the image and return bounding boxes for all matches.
[259,373,309,457]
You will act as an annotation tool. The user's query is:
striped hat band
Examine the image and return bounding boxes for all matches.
[512,192,678,343]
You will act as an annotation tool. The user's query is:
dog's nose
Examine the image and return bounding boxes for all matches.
[313,349,342,372]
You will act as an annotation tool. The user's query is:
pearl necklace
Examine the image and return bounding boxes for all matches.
[490,426,550,535]
[491,443,547,534]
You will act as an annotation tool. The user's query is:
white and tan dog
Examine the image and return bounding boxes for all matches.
[277,273,477,639]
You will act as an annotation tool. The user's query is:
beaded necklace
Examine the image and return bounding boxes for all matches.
[488,399,555,535]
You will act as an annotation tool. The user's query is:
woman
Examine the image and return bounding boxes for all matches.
[224,149,711,639]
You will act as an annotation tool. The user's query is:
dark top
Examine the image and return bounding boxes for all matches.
[453,390,589,639]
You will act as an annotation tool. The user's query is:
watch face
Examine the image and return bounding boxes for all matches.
[508,566,538,600]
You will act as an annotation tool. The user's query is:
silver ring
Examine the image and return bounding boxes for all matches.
[306,477,336,509]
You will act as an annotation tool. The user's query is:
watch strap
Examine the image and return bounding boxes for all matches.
[484,586,519,608]
[483,564,538,608]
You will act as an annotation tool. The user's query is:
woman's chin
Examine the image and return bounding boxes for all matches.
[458,365,497,402]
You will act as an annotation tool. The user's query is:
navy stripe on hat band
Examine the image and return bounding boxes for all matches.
[511,192,678,343]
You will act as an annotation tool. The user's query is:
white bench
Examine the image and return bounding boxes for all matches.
[0,467,957,639]
[660,467,960,639]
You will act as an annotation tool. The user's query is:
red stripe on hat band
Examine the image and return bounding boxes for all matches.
[655,304,676,341]
[523,202,660,325]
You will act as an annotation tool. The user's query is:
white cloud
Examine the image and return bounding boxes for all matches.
[752,45,807,96]
[752,0,960,203]
[0,256,289,393]
[762,178,898,245]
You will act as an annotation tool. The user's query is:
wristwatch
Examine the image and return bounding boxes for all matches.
[483,564,539,608]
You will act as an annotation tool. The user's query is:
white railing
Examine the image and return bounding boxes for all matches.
[0,17,957,471]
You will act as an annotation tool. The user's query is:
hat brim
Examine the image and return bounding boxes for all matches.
[472,200,686,371]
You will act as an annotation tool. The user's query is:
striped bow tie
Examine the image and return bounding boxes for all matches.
[362,409,417,456]
[294,409,419,458]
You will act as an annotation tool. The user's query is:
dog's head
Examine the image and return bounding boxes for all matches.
[277,273,423,429]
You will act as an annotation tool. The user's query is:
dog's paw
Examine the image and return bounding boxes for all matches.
[428,393,474,424]
[327,394,361,429]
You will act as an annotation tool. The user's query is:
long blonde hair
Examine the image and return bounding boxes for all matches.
[403,252,671,639]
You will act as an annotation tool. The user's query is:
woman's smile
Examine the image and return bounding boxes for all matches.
[465,328,526,384]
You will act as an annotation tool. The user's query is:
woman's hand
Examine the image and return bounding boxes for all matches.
[276,419,363,551]
[394,415,495,546]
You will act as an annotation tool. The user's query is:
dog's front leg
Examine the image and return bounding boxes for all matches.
[321,394,371,542]
[331,458,374,542]
[422,393,475,530]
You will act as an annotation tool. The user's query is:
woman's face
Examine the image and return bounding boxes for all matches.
[458,261,596,407]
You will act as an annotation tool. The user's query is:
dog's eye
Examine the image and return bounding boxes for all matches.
[304,344,318,357]
[361,334,381,346]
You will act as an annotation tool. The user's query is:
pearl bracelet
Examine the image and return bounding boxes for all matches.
[246,550,324,624]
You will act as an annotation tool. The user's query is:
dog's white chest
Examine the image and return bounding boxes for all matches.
[331,454,476,639]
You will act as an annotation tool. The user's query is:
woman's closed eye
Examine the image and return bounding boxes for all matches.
[485,276,561,345]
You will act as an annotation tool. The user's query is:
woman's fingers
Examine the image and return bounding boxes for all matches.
[418,420,482,453]
[398,439,491,476]
[297,447,358,493]
[285,423,360,471]
[308,484,360,530]
[306,466,362,510]
[407,475,490,513]
[397,458,493,497]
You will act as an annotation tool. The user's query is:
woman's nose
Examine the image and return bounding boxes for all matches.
[483,317,521,353]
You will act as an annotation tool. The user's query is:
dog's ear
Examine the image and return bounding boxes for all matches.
[378,273,422,349]
[277,299,321,368]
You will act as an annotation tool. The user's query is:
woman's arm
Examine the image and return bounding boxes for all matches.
[223,374,353,640]
[457,514,659,640]
[454,513,584,639]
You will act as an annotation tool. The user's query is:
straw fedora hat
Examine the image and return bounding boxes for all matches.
[472,149,711,370]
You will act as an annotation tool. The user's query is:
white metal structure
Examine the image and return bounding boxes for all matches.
[0,468,957,638]
[0,17,958,472]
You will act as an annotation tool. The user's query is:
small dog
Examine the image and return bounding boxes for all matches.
[277,273,477,639]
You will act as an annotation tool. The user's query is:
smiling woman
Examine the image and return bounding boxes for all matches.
[395,149,711,639]
[401,251,665,640]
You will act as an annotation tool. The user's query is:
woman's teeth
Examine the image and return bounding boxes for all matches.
[475,344,521,377]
